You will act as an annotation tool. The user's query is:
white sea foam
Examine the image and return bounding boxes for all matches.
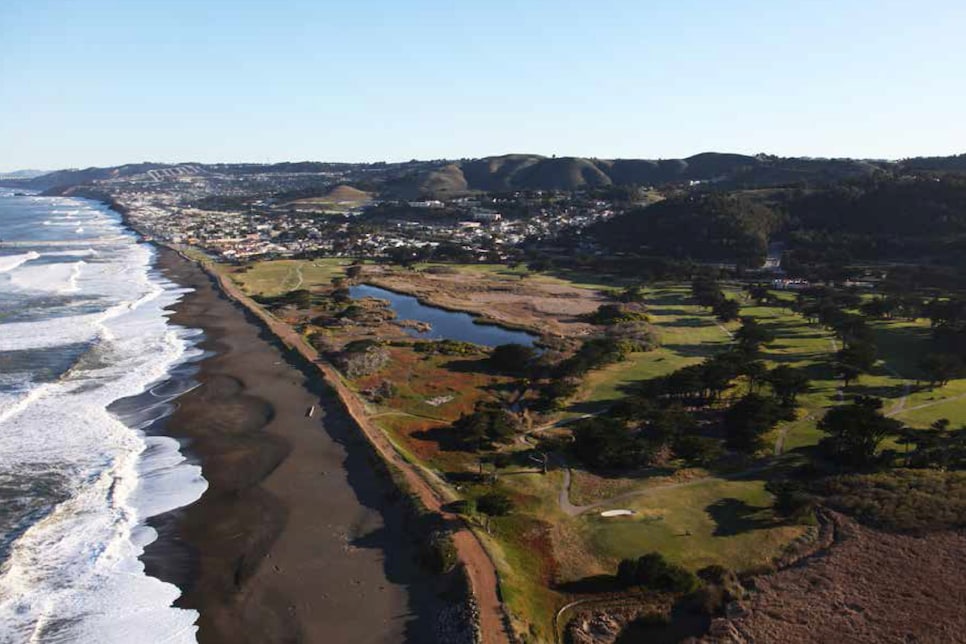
[0,195,207,643]
[0,251,40,273]
[46,248,99,258]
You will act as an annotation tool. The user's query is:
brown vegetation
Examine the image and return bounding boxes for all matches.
[706,512,966,643]
[364,266,608,338]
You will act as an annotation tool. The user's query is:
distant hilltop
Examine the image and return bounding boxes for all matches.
[4,152,966,196]
[0,168,48,180]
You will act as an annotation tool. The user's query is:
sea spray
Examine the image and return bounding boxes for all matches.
[0,192,207,643]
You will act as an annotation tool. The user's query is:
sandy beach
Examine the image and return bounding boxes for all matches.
[142,247,443,643]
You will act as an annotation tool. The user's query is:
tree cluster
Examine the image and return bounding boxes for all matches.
[691,275,741,322]
[616,552,698,593]
[452,402,522,449]
[573,318,809,469]
[817,396,903,468]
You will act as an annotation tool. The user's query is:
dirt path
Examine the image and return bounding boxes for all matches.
[880,362,912,415]
[887,390,966,417]
[195,256,511,644]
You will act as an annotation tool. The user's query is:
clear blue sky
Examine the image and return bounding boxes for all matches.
[1,0,964,170]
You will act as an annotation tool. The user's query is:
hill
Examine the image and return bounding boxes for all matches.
[8,152,966,198]
[589,192,783,267]
[393,153,888,196]
[322,184,372,203]
[13,163,183,191]
[284,184,373,210]
[582,173,966,272]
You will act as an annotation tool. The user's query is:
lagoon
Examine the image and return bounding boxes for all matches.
[349,283,537,347]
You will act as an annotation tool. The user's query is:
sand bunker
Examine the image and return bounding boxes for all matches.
[600,509,635,517]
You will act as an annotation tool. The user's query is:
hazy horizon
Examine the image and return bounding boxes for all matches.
[3,0,965,170]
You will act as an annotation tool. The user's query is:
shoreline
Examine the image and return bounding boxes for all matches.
[167,246,510,644]
[143,247,449,643]
[41,189,507,643]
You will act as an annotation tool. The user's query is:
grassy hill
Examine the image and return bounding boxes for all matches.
[13,152,966,198]
[396,153,888,197]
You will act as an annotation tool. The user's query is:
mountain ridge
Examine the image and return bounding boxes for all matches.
[5,152,965,195]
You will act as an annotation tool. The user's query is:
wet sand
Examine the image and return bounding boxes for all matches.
[143,248,441,643]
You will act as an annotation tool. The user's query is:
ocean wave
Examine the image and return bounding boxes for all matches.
[0,251,40,273]
[0,195,207,644]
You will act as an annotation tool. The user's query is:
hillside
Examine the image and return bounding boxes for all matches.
[582,174,966,272]
[13,163,182,190]
[8,152,966,197]
[589,192,783,267]
[397,153,887,196]
[322,184,372,203]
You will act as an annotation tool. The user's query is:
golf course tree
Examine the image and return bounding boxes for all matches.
[453,401,522,449]
[535,376,581,411]
[691,274,725,309]
[817,396,903,468]
[555,336,638,378]
[616,552,698,593]
[476,491,513,516]
[901,419,966,470]
[488,343,538,376]
[925,298,966,367]
[476,491,514,534]
[919,353,964,387]
[766,365,811,407]
[743,282,773,305]
[572,416,648,470]
[734,317,776,356]
[835,336,878,386]
[924,297,966,328]
[688,268,741,321]
[723,393,784,452]
[616,283,646,303]
[712,297,741,323]
[860,295,922,321]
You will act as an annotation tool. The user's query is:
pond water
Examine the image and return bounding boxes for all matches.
[349,283,538,347]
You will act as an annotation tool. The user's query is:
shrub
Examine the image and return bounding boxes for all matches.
[336,340,391,378]
[452,403,521,448]
[420,529,458,574]
[450,499,476,515]
[766,480,817,522]
[476,492,514,517]
[488,343,537,375]
[616,552,697,593]
[816,469,966,534]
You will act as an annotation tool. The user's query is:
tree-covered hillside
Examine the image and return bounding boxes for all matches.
[589,193,783,267]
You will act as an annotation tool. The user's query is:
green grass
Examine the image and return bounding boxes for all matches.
[468,472,567,642]
[226,259,966,637]
[571,286,734,411]
[228,258,352,296]
[890,379,966,428]
[578,478,806,574]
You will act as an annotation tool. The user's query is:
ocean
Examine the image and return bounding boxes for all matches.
[0,190,207,642]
